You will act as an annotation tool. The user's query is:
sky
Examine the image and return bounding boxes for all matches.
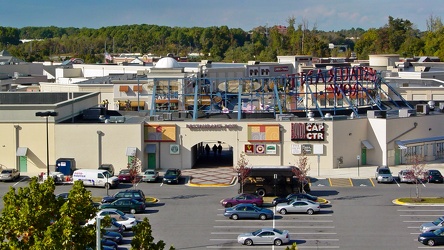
[1,0,443,32]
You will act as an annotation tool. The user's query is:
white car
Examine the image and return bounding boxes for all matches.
[276,199,321,215]
[398,169,416,183]
[92,208,137,230]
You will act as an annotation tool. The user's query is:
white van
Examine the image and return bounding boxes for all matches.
[72,169,119,189]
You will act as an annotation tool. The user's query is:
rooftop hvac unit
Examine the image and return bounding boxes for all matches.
[416,104,430,115]
[163,113,172,121]
[108,116,125,123]
[276,114,294,121]
[399,109,416,117]
[148,115,160,121]
[367,110,386,118]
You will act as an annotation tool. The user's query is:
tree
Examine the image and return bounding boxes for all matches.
[131,217,175,250]
[292,151,311,193]
[0,178,97,249]
[234,152,251,194]
[405,155,427,200]
[128,156,142,189]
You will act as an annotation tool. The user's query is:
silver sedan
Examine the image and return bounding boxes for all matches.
[237,228,290,246]
[276,199,321,215]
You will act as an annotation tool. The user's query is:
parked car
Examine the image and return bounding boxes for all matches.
[375,166,394,183]
[97,208,137,230]
[220,193,264,208]
[101,238,119,249]
[420,217,444,233]
[424,169,444,183]
[398,169,416,183]
[140,169,159,182]
[237,228,290,246]
[272,193,318,206]
[101,189,146,204]
[99,164,115,176]
[0,169,20,181]
[117,169,133,183]
[85,218,124,234]
[55,192,69,200]
[224,204,274,220]
[276,199,321,215]
[103,231,123,244]
[99,198,146,214]
[418,227,444,246]
[162,168,181,184]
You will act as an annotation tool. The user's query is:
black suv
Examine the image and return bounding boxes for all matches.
[101,189,146,204]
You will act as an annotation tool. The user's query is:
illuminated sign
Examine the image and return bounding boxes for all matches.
[291,123,325,141]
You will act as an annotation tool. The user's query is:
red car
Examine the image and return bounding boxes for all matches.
[117,169,133,183]
[220,193,263,208]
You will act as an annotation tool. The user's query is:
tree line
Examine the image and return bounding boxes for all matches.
[0,15,443,63]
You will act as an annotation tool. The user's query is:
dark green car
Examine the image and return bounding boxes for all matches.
[99,198,146,214]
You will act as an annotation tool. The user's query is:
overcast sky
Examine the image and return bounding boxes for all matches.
[1,0,442,32]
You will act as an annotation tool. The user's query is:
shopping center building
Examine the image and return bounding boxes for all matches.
[1,54,444,177]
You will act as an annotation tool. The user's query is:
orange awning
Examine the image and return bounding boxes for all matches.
[133,85,143,92]
[119,85,130,92]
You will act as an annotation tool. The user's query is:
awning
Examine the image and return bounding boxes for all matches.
[119,85,130,92]
[133,85,143,92]
[126,147,137,156]
[145,144,156,153]
[361,140,374,149]
[396,136,444,149]
[130,101,145,107]
[16,147,28,156]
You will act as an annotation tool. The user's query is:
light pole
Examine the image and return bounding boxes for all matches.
[35,111,58,178]
[97,131,107,195]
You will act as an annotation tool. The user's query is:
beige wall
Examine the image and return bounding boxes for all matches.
[55,123,144,174]
[2,112,444,177]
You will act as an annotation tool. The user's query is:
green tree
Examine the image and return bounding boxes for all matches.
[131,217,175,250]
[0,178,97,249]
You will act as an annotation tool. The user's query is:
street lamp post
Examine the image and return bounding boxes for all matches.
[35,111,58,178]
[97,131,107,195]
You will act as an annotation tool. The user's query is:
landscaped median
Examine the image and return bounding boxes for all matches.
[393,197,444,206]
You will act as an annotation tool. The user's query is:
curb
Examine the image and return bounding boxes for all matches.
[392,198,444,206]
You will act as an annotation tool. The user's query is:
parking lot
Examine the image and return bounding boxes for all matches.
[1,168,444,249]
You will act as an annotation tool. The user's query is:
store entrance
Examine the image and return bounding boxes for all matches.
[193,141,233,168]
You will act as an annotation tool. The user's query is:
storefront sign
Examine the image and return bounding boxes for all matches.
[170,144,180,154]
[291,122,325,141]
[291,144,302,154]
[244,144,255,154]
[266,144,277,154]
[302,144,312,154]
[186,124,238,129]
[255,144,265,154]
